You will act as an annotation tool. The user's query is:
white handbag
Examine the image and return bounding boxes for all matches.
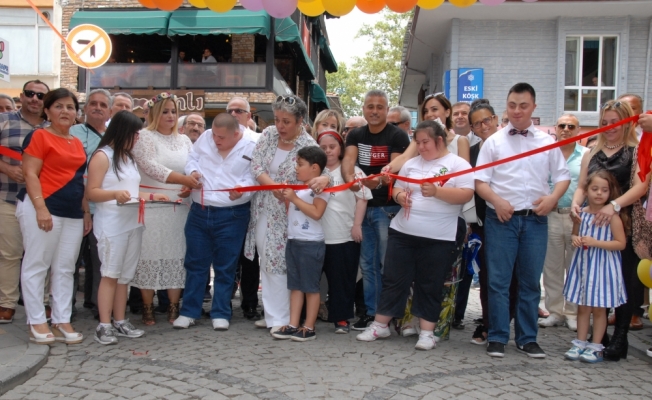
[462,197,481,225]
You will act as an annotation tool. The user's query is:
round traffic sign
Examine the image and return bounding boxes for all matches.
[65,24,112,69]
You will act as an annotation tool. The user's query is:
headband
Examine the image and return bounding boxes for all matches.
[147,92,177,108]
[317,131,344,147]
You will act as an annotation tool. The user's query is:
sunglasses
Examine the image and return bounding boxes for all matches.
[472,116,495,130]
[23,90,46,100]
[423,92,445,103]
[557,123,577,130]
[602,101,622,109]
[227,108,248,115]
[276,95,296,105]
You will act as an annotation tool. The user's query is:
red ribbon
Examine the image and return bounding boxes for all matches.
[0,146,22,162]
[138,198,145,224]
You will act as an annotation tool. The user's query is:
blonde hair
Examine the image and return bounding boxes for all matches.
[146,97,178,134]
[590,100,639,157]
[311,109,343,139]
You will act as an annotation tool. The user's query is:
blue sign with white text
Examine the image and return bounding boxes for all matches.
[457,68,483,102]
[444,70,451,99]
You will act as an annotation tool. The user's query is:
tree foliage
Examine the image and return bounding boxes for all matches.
[327,9,412,118]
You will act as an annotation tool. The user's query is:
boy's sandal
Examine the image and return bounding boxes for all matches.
[142,304,156,326]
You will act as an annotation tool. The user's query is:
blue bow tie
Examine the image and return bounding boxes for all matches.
[509,128,528,137]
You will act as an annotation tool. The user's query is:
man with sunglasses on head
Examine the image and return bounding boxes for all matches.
[0,79,50,324]
[387,106,412,140]
[539,114,588,333]
[342,116,367,141]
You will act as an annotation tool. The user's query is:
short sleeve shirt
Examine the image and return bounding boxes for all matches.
[287,189,330,241]
[345,123,410,207]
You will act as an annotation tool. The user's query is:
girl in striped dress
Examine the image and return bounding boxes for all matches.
[563,170,627,363]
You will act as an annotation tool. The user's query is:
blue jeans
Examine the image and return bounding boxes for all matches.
[180,202,250,320]
[485,208,548,346]
[359,205,399,316]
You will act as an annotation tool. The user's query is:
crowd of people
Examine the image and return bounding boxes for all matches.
[1,80,651,362]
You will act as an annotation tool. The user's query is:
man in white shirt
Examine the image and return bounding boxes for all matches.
[475,83,570,359]
[452,102,481,147]
[201,48,217,63]
[227,97,260,143]
[173,114,256,331]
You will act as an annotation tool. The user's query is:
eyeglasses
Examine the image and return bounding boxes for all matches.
[23,90,46,100]
[227,108,248,115]
[472,116,495,130]
[276,95,296,105]
[557,123,577,130]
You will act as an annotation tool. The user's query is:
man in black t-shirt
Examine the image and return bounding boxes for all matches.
[342,90,410,331]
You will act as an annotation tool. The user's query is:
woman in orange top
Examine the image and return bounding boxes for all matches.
[16,88,92,345]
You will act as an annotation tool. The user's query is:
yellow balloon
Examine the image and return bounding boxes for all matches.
[205,0,237,12]
[299,0,325,16]
[449,0,477,7]
[189,0,208,7]
[638,259,652,288]
[417,0,444,9]
[323,0,357,17]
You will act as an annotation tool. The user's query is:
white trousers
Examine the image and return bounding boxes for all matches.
[255,214,290,327]
[17,197,83,325]
[542,211,577,320]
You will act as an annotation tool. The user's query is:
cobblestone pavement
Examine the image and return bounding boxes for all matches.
[2,287,651,400]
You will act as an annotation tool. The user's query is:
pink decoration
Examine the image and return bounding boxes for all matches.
[262,0,298,18]
[240,0,265,11]
[479,0,505,5]
[522,0,538,2]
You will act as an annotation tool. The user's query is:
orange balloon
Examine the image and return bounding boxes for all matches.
[323,0,357,16]
[417,0,444,9]
[138,0,158,8]
[449,0,477,7]
[356,0,385,14]
[299,0,326,17]
[154,0,183,11]
[188,0,208,8]
[386,0,417,13]
[205,0,237,12]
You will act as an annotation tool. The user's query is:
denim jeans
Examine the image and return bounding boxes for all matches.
[180,202,250,320]
[359,205,399,316]
[484,208,548,346]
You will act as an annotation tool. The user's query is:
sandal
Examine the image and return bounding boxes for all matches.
[167,302,180,323]
[142,304,156,326]
[51,324,84,344]
[470,324,487,345]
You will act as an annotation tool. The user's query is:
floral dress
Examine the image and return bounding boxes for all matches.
[244,126,318,274]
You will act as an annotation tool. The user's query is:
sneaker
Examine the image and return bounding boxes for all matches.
[647,347,652,358]
[486,342,505,358]
[212,318,229,331]
[271,325,298,340]
[579,348,603,363]
[254,319,267,328]
[243,307,261,320]
[564,345,584,361]
[538,315,563,327]
[113,320,145,338]
[470,325,487,345]
[172,315,196,329]
[291,326,316,342]
[401,325,417,337]
[565,318,578,332]
[452,319,465,330]
[334,321,350,334]
[94,325,118,345]
[352,314,375,331]
[356,322,391,342]
[415,332,436,350]
[516,342,546,358]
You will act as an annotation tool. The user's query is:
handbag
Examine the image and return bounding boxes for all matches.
[462,197,480,225]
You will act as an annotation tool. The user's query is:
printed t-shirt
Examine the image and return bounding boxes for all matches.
[287,189,330,241]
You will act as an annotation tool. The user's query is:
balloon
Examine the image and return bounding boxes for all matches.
[479,0,505,5]
[639,259,652,288]
[449,0,477,7]
[263,0,298,18]
[324,0,356,16]
[138,0,158,9]
[356,0,385,14]
[188,0,208,7]
[153,0,183,11]
[240,0,265,11]
[205,0,237,12]
[416,0,444,9]
[299,0,326,17]
[522,0,538,2]
[386,0,417,13]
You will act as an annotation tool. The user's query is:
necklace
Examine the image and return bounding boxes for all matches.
[49,128,73,144]
[280,135,298,144]
[604,142,624,150]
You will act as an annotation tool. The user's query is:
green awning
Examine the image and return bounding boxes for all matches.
[69,11,172,35]
[310,82,330,109]
[168,9,270,37]
[275,18,315,80]
[318,36,338,73]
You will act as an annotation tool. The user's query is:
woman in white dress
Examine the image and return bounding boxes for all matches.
[131,93,201,325]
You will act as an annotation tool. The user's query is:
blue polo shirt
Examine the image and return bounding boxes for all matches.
[549,143,588,208]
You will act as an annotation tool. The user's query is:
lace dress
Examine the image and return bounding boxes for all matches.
[130,129,192,290]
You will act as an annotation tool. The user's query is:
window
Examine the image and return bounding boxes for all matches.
[564,36,617,112]
[0,8,54,75]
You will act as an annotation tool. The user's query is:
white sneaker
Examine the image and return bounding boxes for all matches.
[402,326,417,337]
[254,319,267,328]
[565,318,578,332]
[173,315,195,329]
[356,322,390,342]
[212,318,229,331]
[415,332,436,350]
[538,315,563,327]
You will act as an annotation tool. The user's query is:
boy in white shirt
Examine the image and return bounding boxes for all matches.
[272,147,330,342]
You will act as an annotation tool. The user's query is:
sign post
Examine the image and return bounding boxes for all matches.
[457,68,484,103]
[65,24,112,100]
[0,37,9,83]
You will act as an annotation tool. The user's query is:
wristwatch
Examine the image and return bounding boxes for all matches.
[610,200,621,213]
